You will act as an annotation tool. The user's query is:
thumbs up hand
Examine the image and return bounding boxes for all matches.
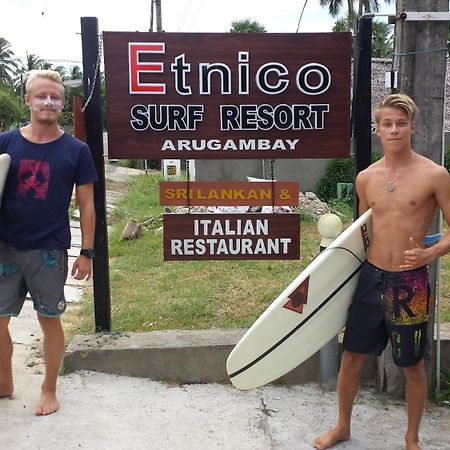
[399,237,431,270]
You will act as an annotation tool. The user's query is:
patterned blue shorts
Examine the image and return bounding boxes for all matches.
[0,241,68,317]
[343,260,430,367]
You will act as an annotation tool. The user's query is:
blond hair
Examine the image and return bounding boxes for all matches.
[25,69,64,94]
[374,93,419,124]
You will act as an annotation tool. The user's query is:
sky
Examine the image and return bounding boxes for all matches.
[2,0,395,70]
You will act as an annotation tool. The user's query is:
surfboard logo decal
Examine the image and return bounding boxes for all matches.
[228,265,363,380]
[283,277,309,314]
[360,223,370,252]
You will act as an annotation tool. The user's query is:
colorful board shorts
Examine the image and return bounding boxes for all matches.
[0,241,68,317]
[343,260,430,367]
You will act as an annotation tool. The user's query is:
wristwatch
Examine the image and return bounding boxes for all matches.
[80,248,95,259]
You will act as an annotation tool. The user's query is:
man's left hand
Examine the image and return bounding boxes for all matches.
[399,237,432,270]
[71,255,93,280]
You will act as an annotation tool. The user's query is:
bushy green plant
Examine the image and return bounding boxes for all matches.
[315,157,354,203]
[0,86,21,129]
[315,153,381,203]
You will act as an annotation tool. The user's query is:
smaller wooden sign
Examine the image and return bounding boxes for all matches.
[160,181,299,207]
[163,213,300,261]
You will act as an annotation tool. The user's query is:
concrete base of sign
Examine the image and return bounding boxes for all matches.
[64,328,381,385]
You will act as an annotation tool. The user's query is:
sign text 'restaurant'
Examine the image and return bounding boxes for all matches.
[163,213,300,260]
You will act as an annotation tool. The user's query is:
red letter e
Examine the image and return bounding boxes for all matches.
[129,42,165,94]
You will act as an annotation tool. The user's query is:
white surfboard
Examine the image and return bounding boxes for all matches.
[0,153,11,204]
[227,208,373,390]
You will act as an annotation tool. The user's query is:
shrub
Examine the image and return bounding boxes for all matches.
[315,157,354,203]
[315,153,381,203]
[445,148,450,173]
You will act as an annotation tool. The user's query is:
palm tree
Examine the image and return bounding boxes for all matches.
[13,53,48,98]
[332,12,358,33]
[320,0,393,31]
[371,21,393,58]
[69,65,83,80]
[230,19,266,33]
[42,61,54,70]
[334,16,393,57]
[53,65,68,80]
[0,37,18,86]
[20,52,46,72]
[320,0,353,30]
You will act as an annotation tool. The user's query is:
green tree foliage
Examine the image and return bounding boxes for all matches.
[69,65,83,80]
[230,19,266,33]
[61,84,83,128]
[321,0,392,32]
[0,86,21,130]
[371,21,393,58]
[15,53,47,93]
[53,65,68,80]
[19,52,46,72]
[0,37,18,86]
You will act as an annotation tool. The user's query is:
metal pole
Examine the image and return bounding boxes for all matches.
[81,17,112,331]
[318,213,343,390]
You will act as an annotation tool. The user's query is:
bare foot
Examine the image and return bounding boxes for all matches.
[405,435,420,450]
[35,390,59,416]
[0,381,14,398]
[313,427,350,449]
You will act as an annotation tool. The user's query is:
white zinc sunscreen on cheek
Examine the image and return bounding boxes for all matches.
[31,97,63,112]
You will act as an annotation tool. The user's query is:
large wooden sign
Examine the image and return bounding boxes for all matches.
[103,32,351,160]
[163,213,300,261]
[159,181,299,206]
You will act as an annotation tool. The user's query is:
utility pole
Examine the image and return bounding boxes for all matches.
[149,0,154,32]
[155,0,163,32]
[148,0,163,172]
[378,0,449,397]
[150,0,163,32]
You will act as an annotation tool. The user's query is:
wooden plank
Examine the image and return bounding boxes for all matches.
[163,213,300,261]
[159,181,299,206]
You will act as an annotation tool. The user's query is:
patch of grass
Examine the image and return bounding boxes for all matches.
[327,199,354,221]
[66,174,323,334]
[65,173,450,337]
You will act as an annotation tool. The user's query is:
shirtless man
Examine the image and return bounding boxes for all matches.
[0,70,97,415]
[313,93,450,450]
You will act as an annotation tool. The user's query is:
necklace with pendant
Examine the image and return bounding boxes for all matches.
[384,152,414,192]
